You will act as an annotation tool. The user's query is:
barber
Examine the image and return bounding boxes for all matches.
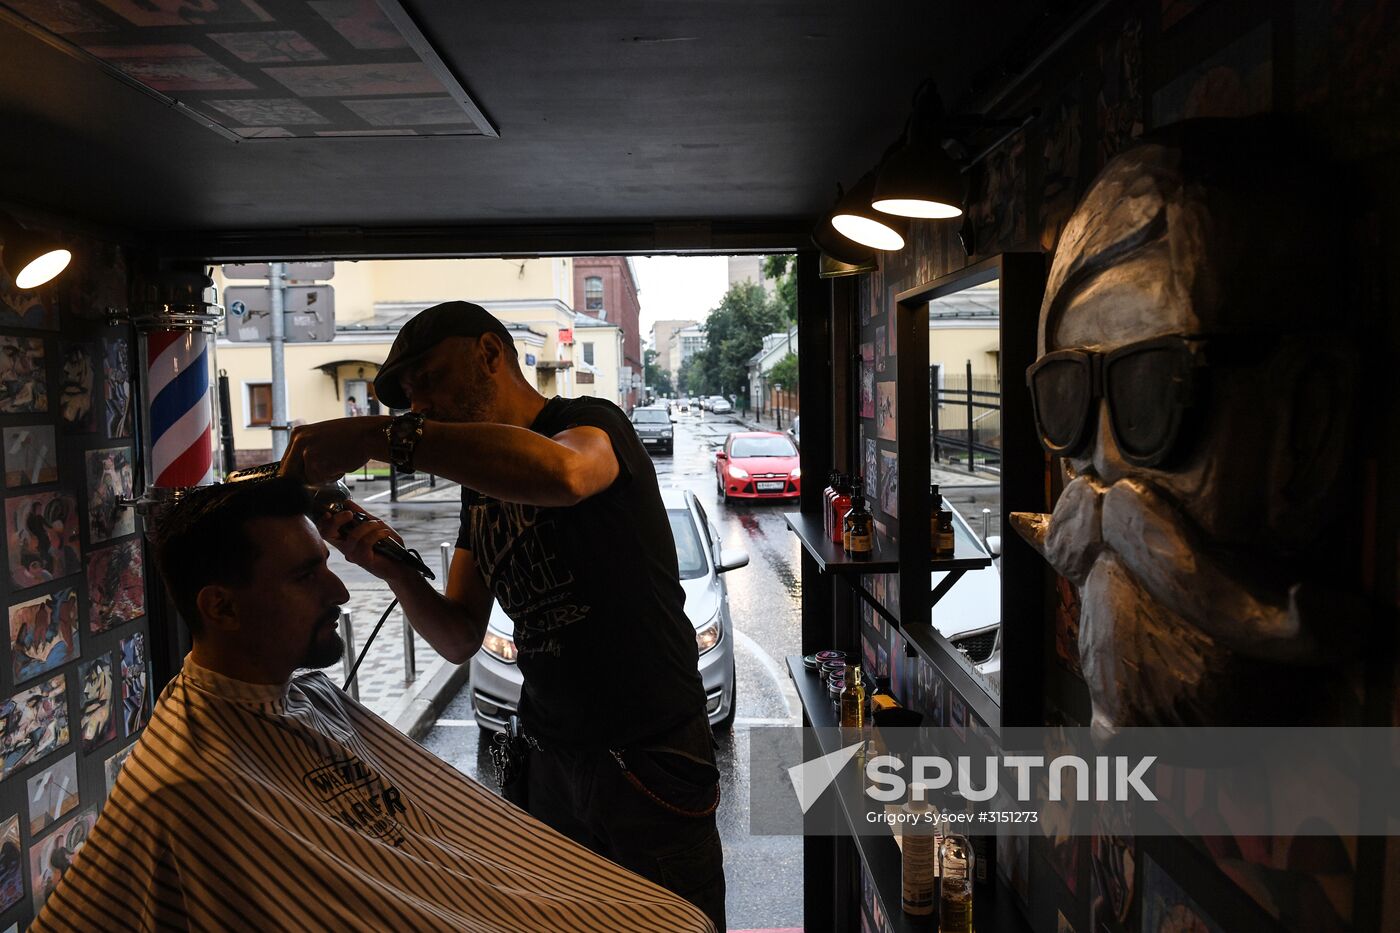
[280,301,725,930]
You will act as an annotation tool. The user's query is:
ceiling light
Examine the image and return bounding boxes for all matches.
[0,214,71,289]
[812,189,879,271]
[831,171,908,251]
[871,140,964,218]
[871,81,965,219]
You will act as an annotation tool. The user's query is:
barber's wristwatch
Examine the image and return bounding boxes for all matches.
[385,411,426,474]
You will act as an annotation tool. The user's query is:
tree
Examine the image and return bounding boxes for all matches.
[644,348,673,397]
[767,352,799,390]
[694,281,786,398]
[762,254,797,326]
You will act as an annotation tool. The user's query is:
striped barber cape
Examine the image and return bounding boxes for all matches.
[33,659,715,932]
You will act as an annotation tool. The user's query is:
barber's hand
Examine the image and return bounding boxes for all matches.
[280,416,388,486]
[317,500,413,583]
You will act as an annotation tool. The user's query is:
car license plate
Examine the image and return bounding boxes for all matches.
[642,437,658,444]
[756,481,785,492]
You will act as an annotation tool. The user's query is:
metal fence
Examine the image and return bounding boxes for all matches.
[932,363,1001,472]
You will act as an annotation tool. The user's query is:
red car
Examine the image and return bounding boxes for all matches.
[715,431,801,501]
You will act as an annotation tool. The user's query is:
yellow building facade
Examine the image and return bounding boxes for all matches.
[213,258,594,462]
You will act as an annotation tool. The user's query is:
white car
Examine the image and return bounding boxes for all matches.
[932,504,1001,689]
[709,396,733,414]
[468,489,750,733]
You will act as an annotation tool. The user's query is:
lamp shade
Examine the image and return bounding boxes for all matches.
[831,171,908,251]
[818,252,877,279]
[871,139,964,219]
[811,212,877,268]
[0,216,70,289]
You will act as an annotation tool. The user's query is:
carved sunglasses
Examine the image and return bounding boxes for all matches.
[1025,335,1225,468]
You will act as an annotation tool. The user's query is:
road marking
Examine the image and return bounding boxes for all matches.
[434,719,477,727]
[732,628,797,719]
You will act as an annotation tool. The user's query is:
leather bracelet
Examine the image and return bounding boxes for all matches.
[385,412,426,474]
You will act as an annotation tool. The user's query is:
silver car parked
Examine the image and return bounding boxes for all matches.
[469,489,749,733]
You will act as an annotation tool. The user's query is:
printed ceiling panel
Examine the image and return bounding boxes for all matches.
[0,0,496,139]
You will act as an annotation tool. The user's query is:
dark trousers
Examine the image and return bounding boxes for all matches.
[525,713,727,932]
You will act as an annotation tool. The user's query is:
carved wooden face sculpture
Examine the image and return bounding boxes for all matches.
[1012,124,1361,737]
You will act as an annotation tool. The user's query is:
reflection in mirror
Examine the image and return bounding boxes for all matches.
[927,278,1001,700]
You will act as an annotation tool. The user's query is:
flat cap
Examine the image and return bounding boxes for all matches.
[373,301,514,409]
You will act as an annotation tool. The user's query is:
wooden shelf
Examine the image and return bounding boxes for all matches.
[784,511,993,575]
[788,657,1031,933]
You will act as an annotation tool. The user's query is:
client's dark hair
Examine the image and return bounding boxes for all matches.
[150,478,312,633]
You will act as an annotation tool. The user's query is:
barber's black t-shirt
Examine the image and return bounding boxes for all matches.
[456,396,707,747]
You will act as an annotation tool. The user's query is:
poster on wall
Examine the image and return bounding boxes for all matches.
[0,336,48,413]
[0,813,20,913]
[874,326,887,374]
[1142,854,1224,933]
[1096,17,1143,169]
[878,449,898,517]
[1040,80,1084,252]
[1,673,69,780]
[121,631,151,736]
[0,812,20,907]
[875,382,897,441]
[9,587,80,683]
[26,752,79,836]
[87,539,145,634]
[0,262,56,328]
[103,337,132,439]
[6,491,82,588]
[58,341,97,433]
[78,653,118,753]
[3,425,58,487]
[859,343,875,418]
[863,439,877,492]
[28,807,95,913]
[1153,23,1272,127]
[104,742,136,795]
[1090,807,1136,933]
[85,447,135,543]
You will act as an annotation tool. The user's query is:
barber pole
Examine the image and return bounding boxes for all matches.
[131,270,224,501]
[147,330,214,487]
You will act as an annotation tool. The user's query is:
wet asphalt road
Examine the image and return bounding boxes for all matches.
[356,410,807,932]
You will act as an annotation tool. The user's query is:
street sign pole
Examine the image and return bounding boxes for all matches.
[269,262,289,459]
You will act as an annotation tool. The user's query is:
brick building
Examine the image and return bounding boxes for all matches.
[571,257,642,410]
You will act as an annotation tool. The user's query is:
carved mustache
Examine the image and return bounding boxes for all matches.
[1011,475,1361,664]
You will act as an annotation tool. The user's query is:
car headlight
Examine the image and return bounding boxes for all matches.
[728,465,749,479]
[696,617,722,655]
[791,467,801,479]
[483,631,518,663]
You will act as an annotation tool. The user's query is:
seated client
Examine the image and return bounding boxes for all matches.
[32,478,713,932]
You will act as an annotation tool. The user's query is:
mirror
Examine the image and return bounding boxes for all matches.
[925,277,1003,700]
[717,547,749,573]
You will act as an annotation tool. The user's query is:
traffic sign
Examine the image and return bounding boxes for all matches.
[223,285,336,342]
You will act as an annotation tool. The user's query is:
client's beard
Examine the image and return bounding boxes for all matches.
[301,608,346,670]
[1014,475,1342,738]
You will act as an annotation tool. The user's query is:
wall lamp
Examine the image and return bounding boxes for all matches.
[813,81,1034,266]
[0,213,71,289]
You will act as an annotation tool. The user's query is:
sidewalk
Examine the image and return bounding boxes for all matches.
[330,478,471,738]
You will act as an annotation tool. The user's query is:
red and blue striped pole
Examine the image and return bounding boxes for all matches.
[146,330,214,487]
[133,271,224,499]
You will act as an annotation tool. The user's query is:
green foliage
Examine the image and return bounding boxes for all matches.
[767,352,799,390]
[644,348,673,396]
[687,281,787,397]
[762,254,797,325]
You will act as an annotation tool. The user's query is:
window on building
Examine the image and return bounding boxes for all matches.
[585,276,603,311]
[248,383,272,426]
[583,341,595,365]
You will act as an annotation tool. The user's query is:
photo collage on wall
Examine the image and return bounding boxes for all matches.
[0,246,149,929]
